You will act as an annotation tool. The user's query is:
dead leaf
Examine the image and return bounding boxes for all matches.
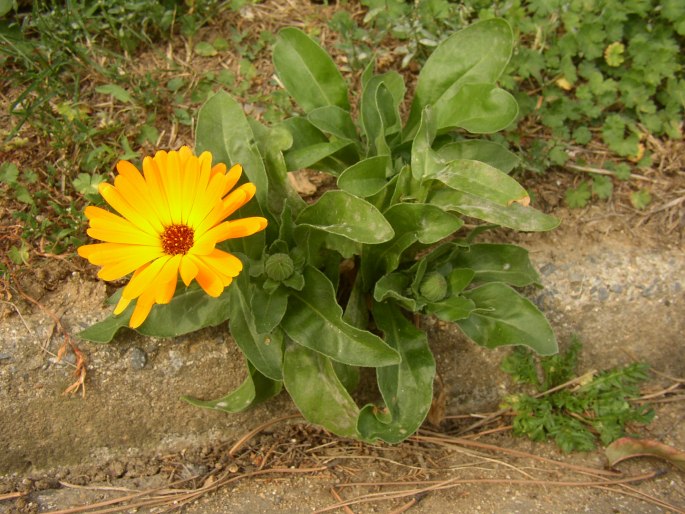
[288,171,317,197]
[606,437,685,471]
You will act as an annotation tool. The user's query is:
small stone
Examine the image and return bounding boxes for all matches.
[640,281,659,298]
[129,347,147,370]
[539,263,556,276]
[596,286,609,302]
[610,284,623,293]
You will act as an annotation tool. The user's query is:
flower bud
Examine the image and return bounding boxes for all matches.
[265,253,295,282]
[420,272,448,302]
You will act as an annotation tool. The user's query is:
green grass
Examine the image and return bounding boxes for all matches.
[0,0,295,256]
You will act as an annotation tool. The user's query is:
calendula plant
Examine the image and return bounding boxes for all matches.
[79,19,559,443]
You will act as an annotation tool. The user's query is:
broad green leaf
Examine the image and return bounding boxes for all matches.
[406,18,513,135]
[337,155,390,197]
[248,119,306,216]
[281,266,400,367]
[428,159,528,206]
[450,243,540,286]
[196,91,268,209]
[373,273,419,312]
[296,190,394,244]
[273,27,349,112]
[383,203,463,245]
[280,117,328,150]
[425,295,475,322]
[78,284,231,343]
[429,188,560,232]
[357,302,436,443]
[411,107,441,182]
[283,343,360,438]
[228,273,283,380]
[360,72,405,151]
[458,282,557,355]
[283,140,353,172]
[182,361,282,413]
[307,106,358,141]
[436,140,520,174]
[251,287,288,334]
[448,268,475,293]
[434,84,518,134]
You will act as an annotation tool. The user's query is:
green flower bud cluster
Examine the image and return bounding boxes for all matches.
[419,272,448,302]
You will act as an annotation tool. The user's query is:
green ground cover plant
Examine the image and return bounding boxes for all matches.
[79,20,561,443]
[502,338,654,453]
[332,0,684,179]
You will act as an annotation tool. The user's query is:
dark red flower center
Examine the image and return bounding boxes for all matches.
[161,224,194,255]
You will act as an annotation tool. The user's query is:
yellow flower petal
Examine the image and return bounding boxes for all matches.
[122,256,172,300]
[130,291,155,328]
[201,217,268,244]
[179,255,199,286]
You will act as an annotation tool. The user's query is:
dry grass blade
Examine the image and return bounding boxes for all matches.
[414,431,621,477]
[318,471,664,513]
[48,467,328,514]
[228,413,302,456]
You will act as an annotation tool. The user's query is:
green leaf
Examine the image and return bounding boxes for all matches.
[0,162,19,185]
[95,84,134,104]
[436,140,520,173]
[283,140,353,172]
[357,302,436,443]
[228,273,283,381]
[458,283,557,355]
[592,175,613,200]
[281,266,400,367]
[429,188,559,232]
[450,243,540,287]
[183,361,282,413]
[384,203,463,245]
[283,343,360,438]
[406,18,513,136]
[630,189,652,210]
[428,159,529,206]
[78,284,232,343]
[434,83,518,134]
[337,155,390,198]
[373,273,419,312]
[411,106,441,182]
[273,27,349,112]
[565,181,591,208]
[307,106,358,141]
[361,72,405,151]
[196,90,268,210]
[296,190,394,244]
[194,41,218,56]
[251,287,288,334]
[425,295,475,322]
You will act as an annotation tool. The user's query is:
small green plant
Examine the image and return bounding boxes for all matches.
[501,338,654,453]
[79,20,560,443]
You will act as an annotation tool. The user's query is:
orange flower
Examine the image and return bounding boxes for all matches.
[78,146,267,328]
